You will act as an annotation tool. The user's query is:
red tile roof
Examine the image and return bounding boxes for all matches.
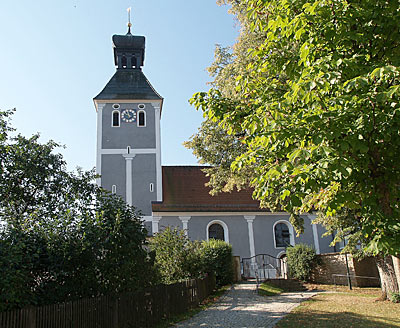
[152,166,265,212]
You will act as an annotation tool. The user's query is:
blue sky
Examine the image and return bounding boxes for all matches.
[0,1,239,171]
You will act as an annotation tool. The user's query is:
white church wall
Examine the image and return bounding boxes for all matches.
[101,103,156,150]
[158,216,181,232]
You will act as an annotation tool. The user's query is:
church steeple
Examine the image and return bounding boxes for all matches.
[112,13,145,70]
[93,20,163,218]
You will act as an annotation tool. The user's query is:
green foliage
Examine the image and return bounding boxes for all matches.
[200,239,234,287]
[389,292,400,303]
[149,227,204,284]
[190,0,400,258]
[286,244,318,281]
[150,228,233,287]
[0,110,155,311]
[184,120,250,195]
[185,1,263,195]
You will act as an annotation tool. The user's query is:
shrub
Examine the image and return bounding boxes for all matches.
[0,191,156,312]
[390,292,400,303]
[149,227,204,284]
[149,229,234,287]
[286,243,317,281]
[200,239,233,287]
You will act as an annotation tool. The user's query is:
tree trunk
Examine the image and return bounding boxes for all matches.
[376,255,399,300]
[392,255,400,291]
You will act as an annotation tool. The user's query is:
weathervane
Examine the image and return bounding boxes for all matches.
[127,7,132,34]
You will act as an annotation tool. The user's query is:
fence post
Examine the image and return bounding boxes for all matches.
[27,307,36,328]
[113,296,119,328]
[233,256,241,282]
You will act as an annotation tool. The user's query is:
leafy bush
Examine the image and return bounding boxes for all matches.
[150,228,234,287]
[286,244,317,281]
[0,191,156,312]
[149,227,204,284]
[390,292,400,303]
[200,239,233,287]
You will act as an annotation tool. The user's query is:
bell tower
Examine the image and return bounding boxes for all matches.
[93,21,163,217]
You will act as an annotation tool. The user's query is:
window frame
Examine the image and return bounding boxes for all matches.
[112,110,120,127]
[206,220,229,243]
[137,110,146,127]
[273,220,295,249]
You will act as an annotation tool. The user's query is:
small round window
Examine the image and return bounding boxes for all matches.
[138,104,145,109]
[112,104,120,109]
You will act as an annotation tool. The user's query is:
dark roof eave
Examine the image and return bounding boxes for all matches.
[94,94,163,100]
[152,204,267,213]
[93,69,163,101]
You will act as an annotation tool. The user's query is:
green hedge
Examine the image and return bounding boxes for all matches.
[149,227,203,284]
[200,239,234,287]
[286,243,318,281]
[150,228,233,287]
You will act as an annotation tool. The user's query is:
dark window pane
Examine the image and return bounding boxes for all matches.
[121,56,127,68]
[112,111,120,127]
[209,223,224,241]
[138,111,145,126]
[275,223,290,247]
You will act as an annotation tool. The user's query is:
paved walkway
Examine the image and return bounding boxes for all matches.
[174,280,316,328]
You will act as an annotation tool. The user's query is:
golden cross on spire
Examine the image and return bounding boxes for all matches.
[127,7,132,34]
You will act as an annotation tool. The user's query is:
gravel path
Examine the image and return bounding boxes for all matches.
[174,280,316,328]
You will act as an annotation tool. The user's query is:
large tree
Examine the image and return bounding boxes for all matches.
[0,109,155,310]
[185,0,263,194]
[191,0,400,298]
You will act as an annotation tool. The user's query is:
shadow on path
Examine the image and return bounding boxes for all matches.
[174,280,316,328]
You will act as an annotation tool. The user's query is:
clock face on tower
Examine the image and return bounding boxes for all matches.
[121,109,137,123]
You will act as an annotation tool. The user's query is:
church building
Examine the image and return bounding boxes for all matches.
[93,26,335,263]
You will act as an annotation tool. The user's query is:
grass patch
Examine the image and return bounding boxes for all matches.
[276,287,400,328]
[258,281,285,296]
[154,284,231,328]
[304,283,380,295]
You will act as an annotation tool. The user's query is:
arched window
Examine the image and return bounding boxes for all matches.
[138,110,146,127]
[121,56,127,68]
[112,110,120,127]
[131,56,137,68]
[206,220,229,243]
[274,222,291,248]
[208,223,225,241]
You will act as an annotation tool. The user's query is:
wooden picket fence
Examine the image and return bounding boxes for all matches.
[0,274,215,328]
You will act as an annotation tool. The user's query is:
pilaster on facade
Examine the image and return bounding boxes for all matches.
[123,154,136,206]
[96,103,106,186]
[244,215,256,260]
[152,216,161,234]
[308,214,321,254]
[152,102,162,202]
[179,216,191,236]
